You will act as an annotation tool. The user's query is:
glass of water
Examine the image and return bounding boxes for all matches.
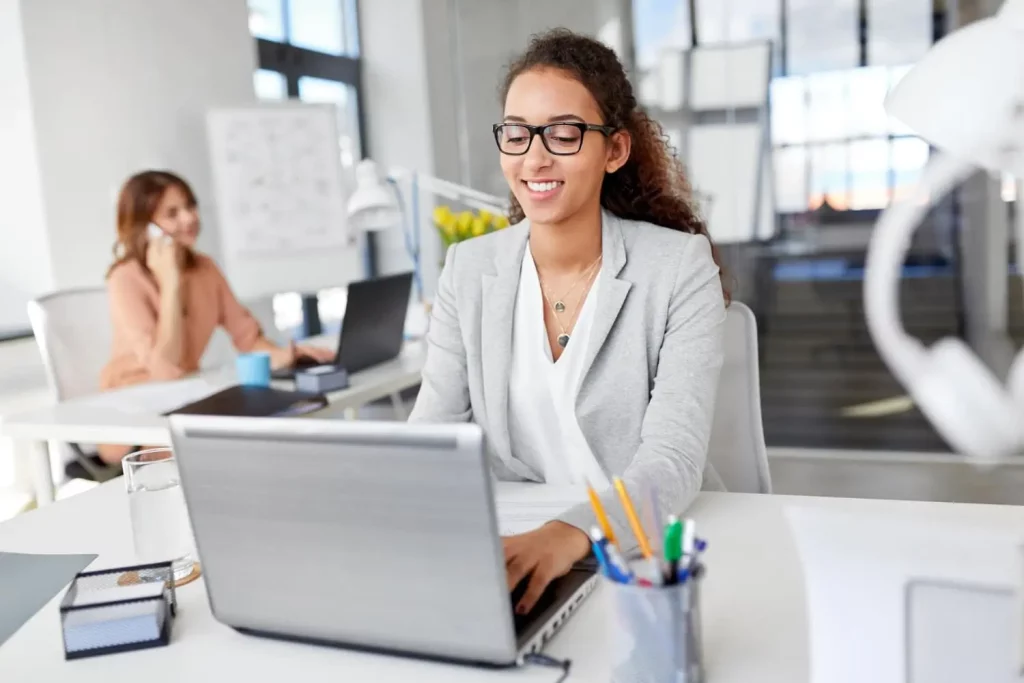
[122,448,196,582]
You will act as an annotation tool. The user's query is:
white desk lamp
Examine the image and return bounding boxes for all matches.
[346,159,506,298]
[865,0,1024,461]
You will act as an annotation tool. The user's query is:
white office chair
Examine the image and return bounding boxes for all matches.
[707,301,772,494]
[27,287,120,482]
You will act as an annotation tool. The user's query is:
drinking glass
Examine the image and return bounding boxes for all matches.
[122,448,196,582]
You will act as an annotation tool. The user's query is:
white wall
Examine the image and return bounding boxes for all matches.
[20,0,257,290]
[0,0,53,335]
[359,0,435,285]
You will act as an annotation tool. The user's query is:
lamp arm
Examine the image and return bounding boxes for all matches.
[863,152,973,384]
[387,168,507,213]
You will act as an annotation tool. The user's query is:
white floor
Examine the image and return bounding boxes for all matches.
[1,337,1020,526]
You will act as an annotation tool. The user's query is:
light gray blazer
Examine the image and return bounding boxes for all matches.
[409,209,726,551]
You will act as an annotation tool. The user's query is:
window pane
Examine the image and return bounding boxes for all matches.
[248,0,285,42]
[774,147,809,212]
[272,292,303,333]
[868,0,932,67]
[658,49,686,111]
[807,72,850,143]
[633,0,691,70]
[849,139,890,209]
[696,0,781,74]
[810,144,849,210]
[288,0,345,55]
[298,76,361,173]
[1002,174,1018,203]
[770,76,807,145]
[253,69,287,101]
[847,67,889,137]
[786,0,859,75]
[892,137,930,202]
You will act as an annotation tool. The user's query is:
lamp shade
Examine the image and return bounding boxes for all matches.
[885,0,1024,176]
[346,159,400,232]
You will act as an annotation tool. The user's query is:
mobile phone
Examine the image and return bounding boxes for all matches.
[147,223,173,245]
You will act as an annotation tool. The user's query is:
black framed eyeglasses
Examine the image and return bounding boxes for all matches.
[492,122,618,156]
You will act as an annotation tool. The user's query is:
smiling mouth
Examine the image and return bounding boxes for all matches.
[523,180,564,193]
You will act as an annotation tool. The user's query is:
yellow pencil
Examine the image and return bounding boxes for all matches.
[586,483,617,546]
[612,477,653,559]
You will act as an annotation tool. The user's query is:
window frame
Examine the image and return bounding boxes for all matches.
[250,0,376,338]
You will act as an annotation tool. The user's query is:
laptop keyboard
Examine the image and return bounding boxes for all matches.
[509,577,558,636]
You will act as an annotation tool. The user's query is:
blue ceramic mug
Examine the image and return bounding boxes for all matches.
[235,352,271,387]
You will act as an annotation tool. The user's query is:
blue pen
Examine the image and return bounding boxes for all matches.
[589,527,614,578]
[590,527,633,584]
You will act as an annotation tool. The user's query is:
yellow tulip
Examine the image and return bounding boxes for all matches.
[478,209,493,224]
[433,206,452,225]
[470,217,486,236]
[493,215,509,230]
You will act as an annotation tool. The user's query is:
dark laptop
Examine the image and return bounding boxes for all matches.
[273,272,413,380]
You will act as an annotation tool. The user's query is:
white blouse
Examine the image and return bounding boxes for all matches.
[507,246,611,489]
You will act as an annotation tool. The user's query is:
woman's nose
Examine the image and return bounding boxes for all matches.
[522,135,554,171]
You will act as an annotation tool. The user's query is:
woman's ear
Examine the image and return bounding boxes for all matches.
[605,130,631,173]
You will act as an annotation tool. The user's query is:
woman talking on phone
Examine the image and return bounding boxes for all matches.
[97,170,333,464]
[409,30,728,613]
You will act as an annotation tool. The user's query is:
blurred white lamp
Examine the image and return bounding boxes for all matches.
[865,0,1024,461]
[347,160,401,232]
[346,159,507,299]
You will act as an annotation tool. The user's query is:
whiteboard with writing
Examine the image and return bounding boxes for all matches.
[206,103,360,300]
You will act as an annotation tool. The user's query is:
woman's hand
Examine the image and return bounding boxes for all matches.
[267,341,296,370]
[504,521,591,614]
[267,341,336,370]
[294,343,336,364]
[146,237,181,291]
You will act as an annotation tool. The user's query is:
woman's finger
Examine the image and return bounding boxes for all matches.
[516,561,554,614]
[505,552,534,592]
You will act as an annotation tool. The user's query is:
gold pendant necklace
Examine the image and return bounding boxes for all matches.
[541,260,601,348]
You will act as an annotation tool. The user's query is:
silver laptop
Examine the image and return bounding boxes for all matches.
[168,415,596,667]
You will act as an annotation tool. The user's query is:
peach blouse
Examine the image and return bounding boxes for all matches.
[100,254,261,390]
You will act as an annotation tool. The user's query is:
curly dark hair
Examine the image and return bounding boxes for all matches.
[500,28,729,300]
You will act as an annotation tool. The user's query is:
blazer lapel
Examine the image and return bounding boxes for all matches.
[480,222,538,480]
[578,211,632,397]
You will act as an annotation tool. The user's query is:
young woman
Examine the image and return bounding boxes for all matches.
[409,30,729,613]
[98,170,333,464]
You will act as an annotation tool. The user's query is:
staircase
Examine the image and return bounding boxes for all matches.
[759,276,960,452]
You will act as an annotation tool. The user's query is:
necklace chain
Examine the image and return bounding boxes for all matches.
[539,257,602,349]
[542,254,602,313]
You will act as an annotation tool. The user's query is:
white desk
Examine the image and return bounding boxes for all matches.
[5,485,1024,681]
[0,342,425,507]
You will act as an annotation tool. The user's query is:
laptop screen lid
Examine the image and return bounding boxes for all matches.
[168,415,518,666]
[336,272,413,373]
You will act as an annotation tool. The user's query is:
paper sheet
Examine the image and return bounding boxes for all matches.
[0,552,97,646]
[785,505,1024,683]
[493,482,587,536]
[75,377,233,416]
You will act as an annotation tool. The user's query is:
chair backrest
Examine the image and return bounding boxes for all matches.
[27,287,112,402]
[707,301,772,493]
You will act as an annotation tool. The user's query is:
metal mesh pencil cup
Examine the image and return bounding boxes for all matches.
[605,572,704,683]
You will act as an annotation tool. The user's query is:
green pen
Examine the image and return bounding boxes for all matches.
[663,515,683,585]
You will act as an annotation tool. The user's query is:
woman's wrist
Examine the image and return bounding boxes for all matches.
[546,520,592,560]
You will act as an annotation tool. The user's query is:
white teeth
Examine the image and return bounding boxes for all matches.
[526,181,562,192]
